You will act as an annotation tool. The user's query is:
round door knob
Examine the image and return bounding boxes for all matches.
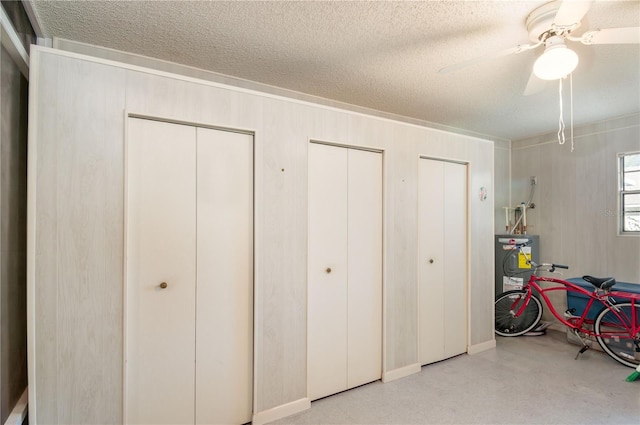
[159,282,168,289]
[326,267,332,274]
[429,259,434,264]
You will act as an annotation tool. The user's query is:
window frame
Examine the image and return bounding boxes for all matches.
[618,151,640,236]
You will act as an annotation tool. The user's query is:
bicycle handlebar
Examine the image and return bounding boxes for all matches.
[512,242,569,272]
[547,263,569,273]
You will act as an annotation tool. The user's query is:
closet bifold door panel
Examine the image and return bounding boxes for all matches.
[125,118,253,425]
[126,118,197,424]
[308,143,382,402]
[346,149,383,389]
[195,127,253,424]
[308,143,349,401]
[441,162,467,358]
[418,158,467,365]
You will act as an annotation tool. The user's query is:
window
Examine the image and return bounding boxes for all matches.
[619,152,640,234]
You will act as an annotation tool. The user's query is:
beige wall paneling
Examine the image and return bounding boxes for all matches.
[258,99,310,411]
[28,48,57,423]
[511,115,640,329]
[29,52,127,424]
[467,141,496,347]
[384,125,420,372]
[605,124,640,279]
[307,143,383,401]
[493,139,511,233]
[29,46,496,423]
[418,158,468,365]
[124,70,260,131]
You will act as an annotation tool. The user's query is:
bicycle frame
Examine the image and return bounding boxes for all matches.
[512,275,640,339]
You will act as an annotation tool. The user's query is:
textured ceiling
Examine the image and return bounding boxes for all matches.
[28,0,640,141]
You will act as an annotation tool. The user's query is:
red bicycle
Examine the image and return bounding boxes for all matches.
[495,242,640,368]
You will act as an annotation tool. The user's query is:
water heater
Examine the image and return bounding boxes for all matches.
[494,234,540,296]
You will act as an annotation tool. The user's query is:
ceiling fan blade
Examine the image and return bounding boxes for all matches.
[578,27,640,45]
[438,43,538,74]
[553,0,593,28]
[523,70,547,96]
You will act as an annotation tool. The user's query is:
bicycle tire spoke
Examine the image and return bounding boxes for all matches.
[595,303,640,368]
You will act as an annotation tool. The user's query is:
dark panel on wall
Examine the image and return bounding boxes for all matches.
[0,44,28,424]
[1,1,36,52]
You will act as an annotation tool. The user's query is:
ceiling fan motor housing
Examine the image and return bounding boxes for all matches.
[526,1,581,42]
[544,35,568,49]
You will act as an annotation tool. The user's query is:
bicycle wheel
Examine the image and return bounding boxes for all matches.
[495,290,543,337]
[594,302,640,368]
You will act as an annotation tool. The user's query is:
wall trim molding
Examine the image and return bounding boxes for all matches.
[3,387,28,425]
[382,363,421,383]
[251,398,311,425]
[51,37,507,145]
[40,43,491,146]
[467,339,496,355]
[512,113,640,150]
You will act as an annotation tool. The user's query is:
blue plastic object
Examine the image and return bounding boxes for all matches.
[566,277,640,320]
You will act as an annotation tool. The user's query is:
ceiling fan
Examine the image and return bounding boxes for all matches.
[439,0,640,94]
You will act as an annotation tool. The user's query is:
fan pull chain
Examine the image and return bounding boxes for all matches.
[557,77,566,146]
[557,75,576,151]
[570,73,574,152]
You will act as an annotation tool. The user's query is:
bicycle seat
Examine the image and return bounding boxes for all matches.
[582,275,616,290]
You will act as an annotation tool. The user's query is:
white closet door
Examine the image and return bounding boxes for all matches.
[443,162,467,358]
[308,143,349,401]
[126,120,254,425]
[126,118,197,425]
[418,158,467,365]
[347,149,382,388]
[418,159,445,365]
[195,128,253,424]
[308,143,382,401]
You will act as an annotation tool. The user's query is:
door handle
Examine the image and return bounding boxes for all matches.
[159,282,168,289]
[326,267,332,274]
[429,259,434,264]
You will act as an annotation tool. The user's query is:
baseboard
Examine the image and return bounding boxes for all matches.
[382,363,421,383]
[252,397,311,425]
[4,387,28,425]
[548,322,565,333]
[467,339,496,355]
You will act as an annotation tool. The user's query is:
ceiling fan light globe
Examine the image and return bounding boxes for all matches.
[533,44,579,80]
